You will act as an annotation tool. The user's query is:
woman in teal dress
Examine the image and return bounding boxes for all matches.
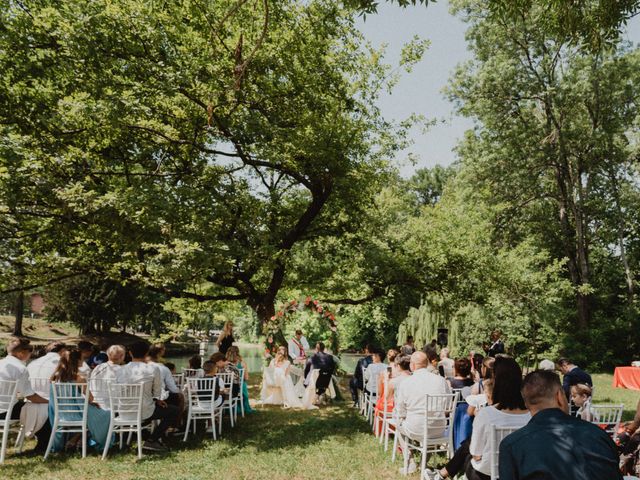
[226,346,254,414]
[48,348,111,453]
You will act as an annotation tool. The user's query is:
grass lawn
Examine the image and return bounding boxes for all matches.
[2,373,638,479]
[0,374,402,480]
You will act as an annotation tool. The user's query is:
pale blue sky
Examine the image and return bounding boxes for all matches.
[357,2,640,176]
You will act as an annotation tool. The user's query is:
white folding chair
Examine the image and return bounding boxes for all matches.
[397,393,458,477]
[183,368,203,378]
[183,377,223,441]
[15,376,51,452]
[102,382,144,460]
[44,382,90,459]
[490,424,521,480]
[236,367,246,418]
[589,403,624,440]
[0,379,19,464]
[215,372,236,428]
[172,373,185,390]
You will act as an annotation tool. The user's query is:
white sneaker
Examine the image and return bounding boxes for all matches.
[399,459,417,475]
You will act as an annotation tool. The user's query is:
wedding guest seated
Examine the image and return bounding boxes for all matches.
[186,354,204,377]
[571,383,593,420]
[499,369,621,480]
[199,361,223,406]
[115,341,179,452]
[539,359,555,370]
[423,346,441,375]
[47,348,111,453]
[364,349,387,396]
[89,342,109,369]
[447,357,475,396]
[470,357,494,396]
[349,344,373,407]
[374,352,410,433]
[147,345,184,414]
[396,351,451,475]
[303,342,337,383]
[438,348,455,379]
[210,352,240,398]
[0,338,49,453]
[165,362,177,374]
[427,357,530,480]
[226,346,254,413]
[90,345,125,409]
[76,341,94,378]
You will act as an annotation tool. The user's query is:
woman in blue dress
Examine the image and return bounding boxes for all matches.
[226,346,254,414]
[48,348,111,453]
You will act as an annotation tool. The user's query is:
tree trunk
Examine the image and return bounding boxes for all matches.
[13,291,24,337]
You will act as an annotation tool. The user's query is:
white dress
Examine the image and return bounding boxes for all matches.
[260,360,316,409]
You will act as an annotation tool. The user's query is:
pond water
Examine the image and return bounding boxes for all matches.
[166,342,362,374]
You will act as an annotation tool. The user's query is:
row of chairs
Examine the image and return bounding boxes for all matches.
[0,368,246,463]
[358,367,626,480]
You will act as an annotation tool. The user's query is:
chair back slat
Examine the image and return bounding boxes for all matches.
[172,373,185,389]
[186,377,217,409]
[51,382,89,423]
[490,425,521,480]
[183,368,203,378]
[0,380,18,416]
[589,404,624,437]
[215,372,234,390]
[107,383,144,422]
[29,377,51,399]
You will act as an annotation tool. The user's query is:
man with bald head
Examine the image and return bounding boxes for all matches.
[396,351,451,475]
[499,370,621,480]
[90,344,125,409]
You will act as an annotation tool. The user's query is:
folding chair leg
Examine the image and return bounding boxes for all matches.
[102,423,114,460]
[0,424,10,464]
[15,425,25,453]
[183,412,191,442]
[137,426,143,459]
[392,431,399,463]
[43,421,57,460]
[81,427,87,458]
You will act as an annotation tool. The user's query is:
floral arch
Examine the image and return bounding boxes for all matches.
[264,296,338,358]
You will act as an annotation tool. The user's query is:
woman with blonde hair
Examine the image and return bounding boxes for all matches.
[216,321,235,355]
[226,346,254,414]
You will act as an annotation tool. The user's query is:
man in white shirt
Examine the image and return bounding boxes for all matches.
[27,341,67,392]
[147,345,184,423]
[396,351,451,475]
[288,330,310,365]
[0,338,49,453]
[90,345,125,409]
[115,341,179,452]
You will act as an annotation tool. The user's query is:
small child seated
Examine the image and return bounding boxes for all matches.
[570,383,593,421]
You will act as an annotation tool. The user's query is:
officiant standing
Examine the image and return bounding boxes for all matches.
[288,330,310,365]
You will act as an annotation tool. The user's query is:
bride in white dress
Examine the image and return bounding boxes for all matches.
[260,346,317,409]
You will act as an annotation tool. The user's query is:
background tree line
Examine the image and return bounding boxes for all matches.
[1,0,639,368]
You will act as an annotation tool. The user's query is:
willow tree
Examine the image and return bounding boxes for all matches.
[0,0,424,326]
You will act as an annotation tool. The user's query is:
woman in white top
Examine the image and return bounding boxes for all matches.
[426,357,530,480]
[363,349,387,395]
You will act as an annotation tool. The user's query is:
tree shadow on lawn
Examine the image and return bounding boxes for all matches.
[214,402,371,455]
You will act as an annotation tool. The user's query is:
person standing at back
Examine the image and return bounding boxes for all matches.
[499,369,622,480]
[216,321,235,355]
[557,358,592,399]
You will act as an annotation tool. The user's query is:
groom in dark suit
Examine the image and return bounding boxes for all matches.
[304,342,336,395]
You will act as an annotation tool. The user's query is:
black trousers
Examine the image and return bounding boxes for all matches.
[349,377,362,403]
[443,439,490,480]
[147,404,179,442]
